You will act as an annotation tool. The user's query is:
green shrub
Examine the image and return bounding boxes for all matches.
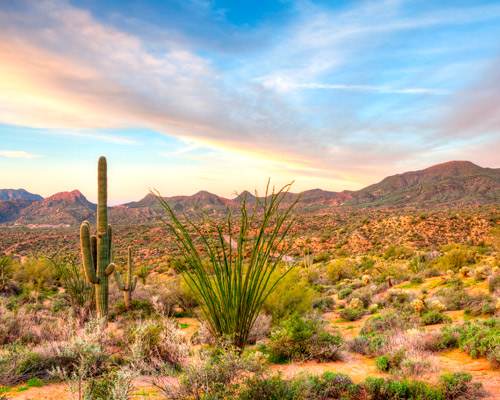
[240,372,309,400]
[337,288,353,299]
[263,269,316,325]
[439,372,484,399]
[309,372,357,399]
[267,315,343,363]
[421,312,451,326]
[454,319,500,369]
[327,260,357,283]
[312,296,335,312]
[339,308,364,321]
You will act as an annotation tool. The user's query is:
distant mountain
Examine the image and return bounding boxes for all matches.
[348,161,500,207]
[0,189,43,201]
[2,161,500,226]
[13,190,96,225]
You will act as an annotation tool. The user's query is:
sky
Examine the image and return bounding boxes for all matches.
[0,0,499,204]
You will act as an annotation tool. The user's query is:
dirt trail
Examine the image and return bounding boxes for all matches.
[437,349,500,400]
[271,353,385,382]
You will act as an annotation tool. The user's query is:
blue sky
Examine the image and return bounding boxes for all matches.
[0,0,499,204]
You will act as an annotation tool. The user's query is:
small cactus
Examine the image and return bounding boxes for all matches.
[386,276,393,287]
[430,300,445,312]
[411,299,424,315]
[349,298,363,309]
[114,246,138,311]
[459,267,470,277]
[361,275,370,285]
[446,270,454,278]
[474,266,488,280]
[492,266,500,276]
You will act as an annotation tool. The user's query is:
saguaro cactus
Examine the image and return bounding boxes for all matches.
[80,156,115,320]
[114,246,138,311]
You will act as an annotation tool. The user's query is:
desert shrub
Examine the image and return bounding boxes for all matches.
[347,334,385,356]
[0,318,109,386]
[360,312,417,335]
[439,372,485,399]
[263,269,317,325]
[375,349,405,373]
[383,246,415,260]
[361,376,443,400]
[114,299,154,318]
[267,315,343,363]
[58,368,136,400]
[12,257,56,290]
[337,288,353,299]
[432,248,475,272]
[346,286,373,308]
[386,291,414,310]
[126,317,189,373]
[327,260,357,283]
[339,307,365,321]
[314,252,331,263]
[312,296,335,312]
[421,311,451,326]
[240,372,310,400]
[309,372,357,399]
[454,319,500,369]
[154,346,265,400]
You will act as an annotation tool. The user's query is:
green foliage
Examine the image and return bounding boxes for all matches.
[12,257,56,290]
[0,256,12,288]
[327,259,357,283]
[155,182,299,349]
[361,312,417,335]
[453,319,500,369]
[337,288,353,299]
[50,256,93,310]
[374,349,406,373]
[421,312,451,326]
[267,315,343,363]
[311,296,335,312]
[432,248,475,272]
[263,268,316,325]
[383,246,415,260]
[339,307,365,321]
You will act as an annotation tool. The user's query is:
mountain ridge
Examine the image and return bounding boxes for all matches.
[2,161,500,225]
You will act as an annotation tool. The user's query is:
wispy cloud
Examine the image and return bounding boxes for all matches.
[0,0,499,190]
[0,150,42,159]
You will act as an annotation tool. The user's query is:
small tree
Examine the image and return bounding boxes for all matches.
[154,181,298,349]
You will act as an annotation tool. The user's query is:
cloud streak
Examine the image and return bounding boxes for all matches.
[0,150,42,159]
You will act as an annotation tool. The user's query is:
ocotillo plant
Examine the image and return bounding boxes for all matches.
[114,246,138,311]
[154,180,299,349]
[80,156,115,320]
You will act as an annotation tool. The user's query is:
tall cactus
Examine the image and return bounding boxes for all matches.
[80,156,115,320]
[114,246,138,311]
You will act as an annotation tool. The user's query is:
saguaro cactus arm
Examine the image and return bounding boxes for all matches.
[81,222,99,284]
[105,263,115,276]
[114,268,125,290]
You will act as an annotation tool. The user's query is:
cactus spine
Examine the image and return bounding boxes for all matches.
[114,246,138,311]
[80,156,115,320]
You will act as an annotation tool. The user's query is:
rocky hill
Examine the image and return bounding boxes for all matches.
[2,161,500,226]
[13,190,96,226]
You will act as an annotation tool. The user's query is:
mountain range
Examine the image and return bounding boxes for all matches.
[1,161,500,226]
